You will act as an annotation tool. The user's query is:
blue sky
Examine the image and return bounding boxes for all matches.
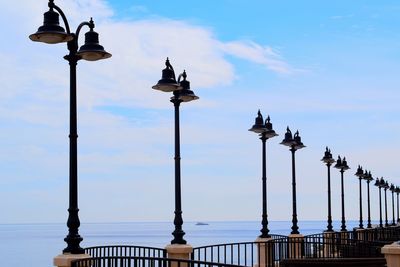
[0,0,399,227]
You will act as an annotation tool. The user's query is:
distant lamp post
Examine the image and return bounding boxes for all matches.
[152,58,199,244]
[334,156,350,232]
[396,186,400,224]
[280,127,305,235]
[374,178,384,227]
[390,184,396,226]
[29,0,111,254]
[321,147,335,232]
[382,179,390,227]
[249,110,278,238]
[363,171,374,228]
[355,165,364,229]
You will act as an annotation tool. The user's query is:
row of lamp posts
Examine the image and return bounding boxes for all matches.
[30,0,399,262]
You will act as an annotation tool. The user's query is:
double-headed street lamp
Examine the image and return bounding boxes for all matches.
[382,179,390,227]
[249,111,278,238]
[355,166,364,229]
[334,156,350,232]
[152,58,199,244]
[374,178,384,228]
[280,127,305,235]
[321,147,335,232]
[363,171,374,228]
[390,184,396,226]
[29,0,111,254]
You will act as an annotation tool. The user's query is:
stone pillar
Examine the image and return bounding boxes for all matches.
[165,244,193,267]
[288,234,304,259]
[356,228,365,241]
[323,231,336,257]
[53,254,91,267]
[255,237,273,267]
[381,241,400,267]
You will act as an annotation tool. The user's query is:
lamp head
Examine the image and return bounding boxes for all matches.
[355,165,364,178]
[174,71,199,102]
[29,7,73,44]
[249,110,266,134]
[374,178,380,187]
[334,155,342,169]
[152,58,181,92]
[341,157,350,171]
[321,147,335,164]
[263,116,278,138]
[293,130,305,149]
[77,20,111,61]
[280,126,295,146]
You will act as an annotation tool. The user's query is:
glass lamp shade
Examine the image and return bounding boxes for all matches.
[177,89,199,102]
[76,30,111,61]
[355,166,364,178]
[29,9,73,44]
[249,110,266,133]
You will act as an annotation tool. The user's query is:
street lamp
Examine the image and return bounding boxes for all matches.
[249,110,278,238]
[321,147,335,232]
[382,179,390,227]
[390,184,396,226]
[334,156,350,232]
[280,127,305,235]
[363,171,374,228]
[152,58,199,244]
[396,186,400,224]
[355,166,364,229]
[374,178,384,228]
[29,0,111,254]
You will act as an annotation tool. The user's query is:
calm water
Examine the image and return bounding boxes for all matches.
[0,220,360,267]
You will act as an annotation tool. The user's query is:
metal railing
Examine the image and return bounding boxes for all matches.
[85,245,167,259]
[71,256,246,267]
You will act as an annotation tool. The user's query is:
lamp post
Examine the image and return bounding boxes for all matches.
[152,58,199,244]
[334,156,350,232]
[364,171,374,228]
[396,186,400,224]
[374,178,384,227]
[29,0,111,254]
[321,147,335,232]
[249,111,278,238]
[390,184,396,226]
[355,166,364,229]
[383,179,389,227]
[280,127,305,235]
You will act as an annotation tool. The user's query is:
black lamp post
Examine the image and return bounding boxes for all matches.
[396,186,400,224]
[29,0,111,254]
[383,179,389,227]
[152,58,199,244]
[374,178,384,228]
[363,171,374,228]
[334,156,350,232]
[390,184,396,226]
[249,111,278,238]
[321,147,335,232]
[280,127,305,235]
[355,166,364,229]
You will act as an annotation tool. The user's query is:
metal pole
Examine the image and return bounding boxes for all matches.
[290,147,299,235]
[260,133,270,238]
[340,169,347,231]
[326,162,333,232]
[358,178,363,229]
[392,190,395,226]
[379,187,383,227]
[171,95,186,244]
[397,192,400,224]
[367,180,372,228]
[63,39,84,254]
[385,188,389,227]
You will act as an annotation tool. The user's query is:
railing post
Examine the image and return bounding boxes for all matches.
[288,234,304,259]
[255,237,274,267]
[356,228,366,241]
[382,242,400,267]
[53,254,91,267]
[165,244,193,267]
[323,232,336,257]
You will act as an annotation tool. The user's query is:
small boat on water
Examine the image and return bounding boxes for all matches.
[195,222,209,226]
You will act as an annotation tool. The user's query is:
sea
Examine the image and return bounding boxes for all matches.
[0,220,362,267]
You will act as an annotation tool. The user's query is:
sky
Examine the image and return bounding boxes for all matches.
[0,0,399,227]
